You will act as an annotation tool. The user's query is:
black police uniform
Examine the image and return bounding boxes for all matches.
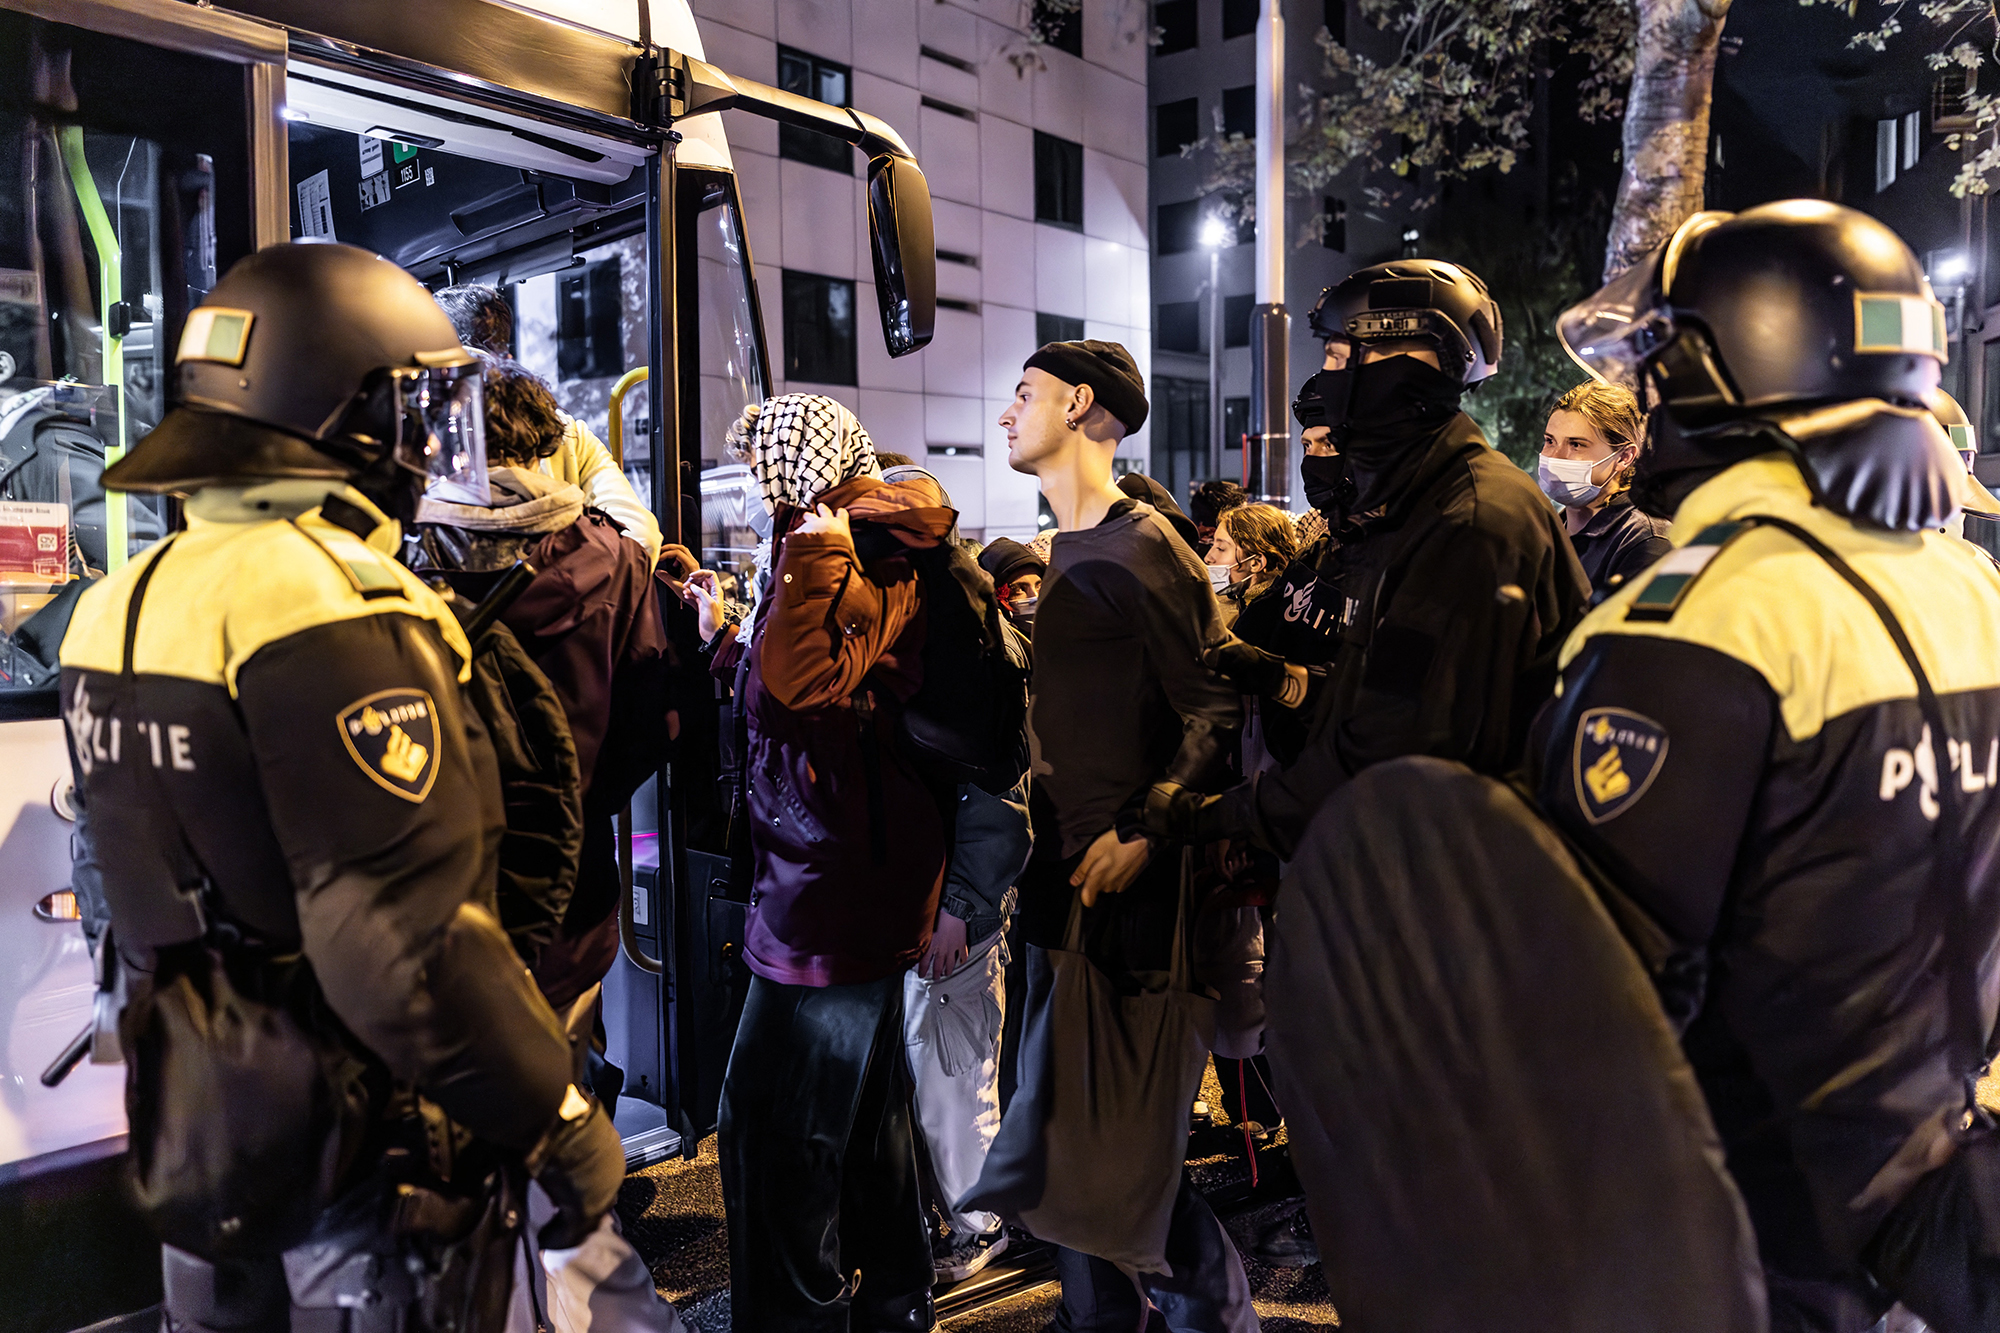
[62,486,578,1330]
[1209,412,1591,857]
[1534,452,2000,1331]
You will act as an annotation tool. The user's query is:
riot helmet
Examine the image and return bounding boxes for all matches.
[1929,389,2000,521]
[1558,201,1962,530]
[104,242,487,505]
[1306,259,1503,388]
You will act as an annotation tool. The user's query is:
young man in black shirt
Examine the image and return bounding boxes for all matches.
[998,340,1255,1332]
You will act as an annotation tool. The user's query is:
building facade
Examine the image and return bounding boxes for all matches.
[1147,0,1376,507]
[690,0,1156,541]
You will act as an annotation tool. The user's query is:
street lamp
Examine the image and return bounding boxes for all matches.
[1202,216,1229,484]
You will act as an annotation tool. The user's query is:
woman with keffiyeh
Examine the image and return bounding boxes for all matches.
[684,393,957,1333]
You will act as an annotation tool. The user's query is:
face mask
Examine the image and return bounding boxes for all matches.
[1008,594,1037,619]
[1338,356,1464,458]
[1538,452,1619,509]
[1299,454,1350,514]
[1207,563,1234,591]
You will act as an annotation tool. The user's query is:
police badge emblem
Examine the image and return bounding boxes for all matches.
[336,689,441,802]
[1572,707,1668,825]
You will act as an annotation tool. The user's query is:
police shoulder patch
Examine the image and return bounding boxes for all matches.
[336,689,441,802]
[1572,707,1669,825]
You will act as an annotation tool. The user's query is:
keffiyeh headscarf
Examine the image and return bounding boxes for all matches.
[726,393,881,519]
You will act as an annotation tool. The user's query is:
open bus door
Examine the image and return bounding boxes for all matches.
[0,1,933,1325]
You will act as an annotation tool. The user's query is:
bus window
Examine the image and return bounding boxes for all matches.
[690,172,767,465]
[1,41,237,702]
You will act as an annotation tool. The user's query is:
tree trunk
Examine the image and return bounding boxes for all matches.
[1602,0,1732,282]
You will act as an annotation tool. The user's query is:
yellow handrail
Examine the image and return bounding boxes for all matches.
[57,127,127,572]
[606,366,648,468]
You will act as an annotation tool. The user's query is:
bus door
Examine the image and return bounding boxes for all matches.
[0,0,285,1324]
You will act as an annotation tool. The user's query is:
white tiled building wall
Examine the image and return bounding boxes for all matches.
[692,0,1154,540]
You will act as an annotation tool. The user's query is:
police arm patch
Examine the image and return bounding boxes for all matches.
[1572,707,1669,825]
[336,689,441,802]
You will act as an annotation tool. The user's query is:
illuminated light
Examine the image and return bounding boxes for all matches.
[1934,254,1969,282]
[280,107,309,122]
[1200,217,1231,250]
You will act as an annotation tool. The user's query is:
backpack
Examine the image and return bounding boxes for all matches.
[890,539,1031,795]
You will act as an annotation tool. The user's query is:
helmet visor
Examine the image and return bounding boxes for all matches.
[1557,255,1668,390]
[397,364,489,505]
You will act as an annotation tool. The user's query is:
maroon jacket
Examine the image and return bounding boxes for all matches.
[713,475,956,986]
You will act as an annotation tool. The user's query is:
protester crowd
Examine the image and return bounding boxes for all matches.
[54,200,2000,1333]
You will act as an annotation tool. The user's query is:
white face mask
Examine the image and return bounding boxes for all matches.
[1207,563,1234,591]
[1538,452,1618,509]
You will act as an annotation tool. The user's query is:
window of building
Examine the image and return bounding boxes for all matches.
[1323,196,1347,251]
[1157,97,1200,157]
[1876,118,1898,193]
[557,256,624,380]
[1224,294,1254,348]
[1902,110,1922,170]
[1222,0,1258,41]
[778,48,853,173]
[1034,0,1082,57]
[1157,199,1201,255]
[1037,312,1086,346]
[1034,131,1084,229]
[1222,85,1256,139]
[1152,375,1210,499]
[782,270,857,385]
[1223,396,1249,457]
[1155,0,1197,54]
[1325,0,1346,45]
[1158,300,1202,354]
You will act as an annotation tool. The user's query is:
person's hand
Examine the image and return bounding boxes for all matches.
[1205,639,1290,699]
[658,542,699,581]
[919,908,970,981]
[1072,827,1153,906]
[528,1089,625,1249]
[683,569,725,642]
[795,504,852,543]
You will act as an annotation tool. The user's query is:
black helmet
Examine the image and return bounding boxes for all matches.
[105,241,486,495]
[1559,202,1946,421]
[1563,202,1961,531]
[1928,387,1975,457]
[1306,259,1503,387]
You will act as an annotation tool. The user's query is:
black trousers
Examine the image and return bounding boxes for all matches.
[720,972,933,1332]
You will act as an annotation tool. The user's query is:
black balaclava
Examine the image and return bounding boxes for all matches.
[1322,355,1464,513]
[1299,454,1352,515]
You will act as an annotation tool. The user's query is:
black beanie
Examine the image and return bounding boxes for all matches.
[1024,339,1149,435]
[979,537,1045,587]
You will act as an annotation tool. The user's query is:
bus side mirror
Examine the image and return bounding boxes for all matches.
[865,154,935,358]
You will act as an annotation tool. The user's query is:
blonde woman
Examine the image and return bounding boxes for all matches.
[1539,382,1672,596]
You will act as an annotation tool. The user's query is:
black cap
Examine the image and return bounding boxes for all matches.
[1024,339,1148,435]
[979,537,1045,587]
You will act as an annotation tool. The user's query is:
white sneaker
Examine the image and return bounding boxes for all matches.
[934,1228,1009,1283]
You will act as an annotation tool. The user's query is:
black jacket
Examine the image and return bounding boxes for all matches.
[1212,414,1591,857]
[61,493,574,1158]
[1533,453,2000,1292]
[1570,492,1672,598]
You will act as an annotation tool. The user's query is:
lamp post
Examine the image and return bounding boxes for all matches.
[1202,215,1229,483]
[1248,0,1290,504]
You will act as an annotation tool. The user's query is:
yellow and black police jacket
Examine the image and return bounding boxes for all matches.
[1534,451,2000,1270]
[60,484,572,1153]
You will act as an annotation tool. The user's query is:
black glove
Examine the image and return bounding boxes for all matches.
[527,1086,625,1249]
[1135,780,1228,845]
[1205,639,1290,699]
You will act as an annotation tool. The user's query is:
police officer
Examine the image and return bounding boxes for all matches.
[1141,259,1590,856]
[1537,201,2000,1331]
[60,243,626,1332]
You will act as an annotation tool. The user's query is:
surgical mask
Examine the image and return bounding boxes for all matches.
[1007,594,1038,619]
[1538,452,1613,508]
[1207,563,1234,591]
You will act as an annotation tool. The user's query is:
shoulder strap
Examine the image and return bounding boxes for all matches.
[1735,514,1993,1119]
[287,518,406,600]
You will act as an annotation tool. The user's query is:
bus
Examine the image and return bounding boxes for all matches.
[0,1,935,1326]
